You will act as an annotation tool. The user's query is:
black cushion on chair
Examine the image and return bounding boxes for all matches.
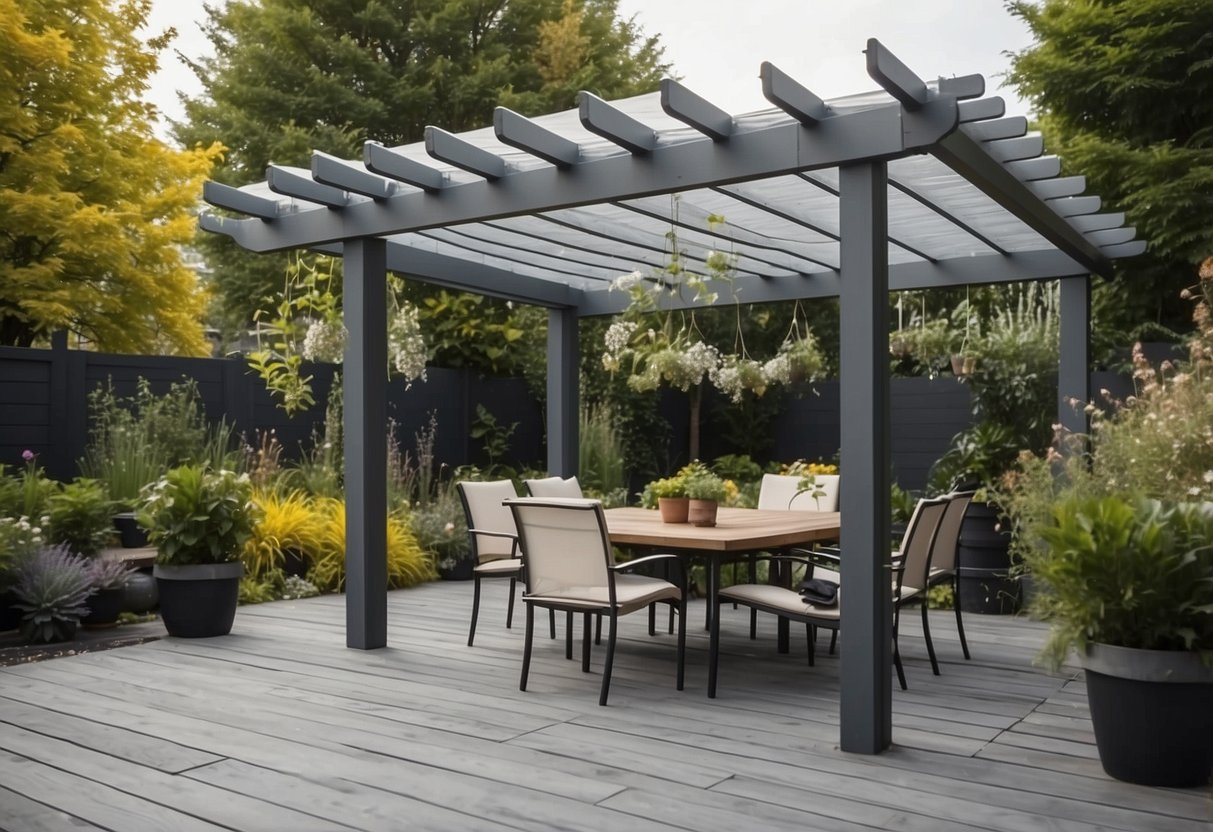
[798,578,839,606]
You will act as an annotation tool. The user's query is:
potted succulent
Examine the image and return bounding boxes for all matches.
[11,545,95,644]
[683,465,727,527]
[139,465,259,638]
[1025,495,1213,787]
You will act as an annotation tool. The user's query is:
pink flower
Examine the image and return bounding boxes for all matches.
[21,450,34,462]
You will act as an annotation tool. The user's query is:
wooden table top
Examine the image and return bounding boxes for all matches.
[605,507,840,552]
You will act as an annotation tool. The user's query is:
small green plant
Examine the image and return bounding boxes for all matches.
[408,486,469,569]
[890,482,916,526]
[5,450,57,521]
[683,465,727,502]
[139,465,260,565]
[470,403,518,476]
[46,479,115,557]
[11,545,95,644]
[710,454,762,484]
[579,403,626,497]
[0,516,46,589]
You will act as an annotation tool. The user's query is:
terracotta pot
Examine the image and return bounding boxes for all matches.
[687,499,718,527]
[658,497,689,524]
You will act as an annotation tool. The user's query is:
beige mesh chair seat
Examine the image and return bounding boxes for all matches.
[709,496,949,695]
[523,476,583,498]
[506,498,687,706]
[456,480,524,647]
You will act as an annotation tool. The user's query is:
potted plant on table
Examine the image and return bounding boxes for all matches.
[647,471,691,524]
[683,465,727,528]
[139,465,259,638]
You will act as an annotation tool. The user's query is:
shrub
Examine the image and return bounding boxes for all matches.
[46,479,115,557]
[308,498,436,591]
[242,490,325,579]
[139,465,260,565]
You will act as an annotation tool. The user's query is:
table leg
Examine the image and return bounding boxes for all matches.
[707,555,721,634]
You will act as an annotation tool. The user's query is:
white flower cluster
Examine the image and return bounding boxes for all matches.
[761,353,792,386]
[710,356,765,404]
[681,341,720,383]
[0,515,45,559]
[602,320,639,371]
[610,271,644,291]
[302,317,346,364]
[388,303,427,384]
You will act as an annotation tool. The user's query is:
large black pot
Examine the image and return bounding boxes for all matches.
[1082,644,1213,787]
[113,512,149,549]
[154,562,242,638]
[0,589,23,632]
[956,502,1019,614]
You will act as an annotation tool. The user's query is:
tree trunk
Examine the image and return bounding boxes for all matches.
[688,384,701,461]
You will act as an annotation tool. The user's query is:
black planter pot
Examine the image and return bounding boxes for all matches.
[438,557,476,581]
[82,587,125,628]
[1082,644,1213,787]
[113,512,149,549]
[154,562,243,638]
[956,502,1019,615]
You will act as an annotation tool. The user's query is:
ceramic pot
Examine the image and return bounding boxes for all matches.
[687,499,718,527]
[658,497,689,524]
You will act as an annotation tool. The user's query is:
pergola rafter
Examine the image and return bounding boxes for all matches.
[200,39,1143,755]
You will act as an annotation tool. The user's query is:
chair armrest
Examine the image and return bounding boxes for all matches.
[468,528,519,556]
[612,552,681,573]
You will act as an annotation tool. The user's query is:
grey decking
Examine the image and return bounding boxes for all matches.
[0,581,1209,831]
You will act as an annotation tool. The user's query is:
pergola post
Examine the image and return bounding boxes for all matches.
[342,237,388,649]
[546,307,579,477]
[838,161,893,753]
[1058,275,1091,442]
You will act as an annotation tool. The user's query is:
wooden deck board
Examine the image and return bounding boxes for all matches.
[1,580,1209,832]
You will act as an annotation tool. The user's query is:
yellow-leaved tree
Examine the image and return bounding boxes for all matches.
[0,0,223,354]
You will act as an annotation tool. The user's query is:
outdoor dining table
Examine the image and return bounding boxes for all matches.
[603,506,841,639]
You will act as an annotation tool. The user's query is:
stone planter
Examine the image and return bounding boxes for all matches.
[658,497,689,524]
[154,561,243,638]
[120,569,159,613]
[1081,643,1213,787]
[687,499,719,527]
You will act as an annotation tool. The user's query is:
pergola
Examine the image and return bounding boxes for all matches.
[200,39,1142,754]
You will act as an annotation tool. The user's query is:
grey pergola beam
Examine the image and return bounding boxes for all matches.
[482,218,666,275]
[1069,212,1125,232]
[866,38,929,110]
[425,127,508,180]
[312,151,396,200]
[267,165,349,208]
[364,142,445,192]
[797,174,939,262]
[1006,156,1062,181]
[888,179,1009,256]
[1088,227,1136,247]
[660,79,734,141]
[494,107,581,167]
[760,61,829,125]
[203,97,959,253]
[1100,240,1147,258]
[933,131,1109,275]
[578,91,657,154]
[1050,196,1101,217]
[615,198,831,274]
[960,115,1027,142]
[1030,176,1086,200]
[577,271,841,315]
[417,227,625,284]
[985,135,1044,163]
[202,181,282,220]
[957,97,1005,123]
[937,74,985,100]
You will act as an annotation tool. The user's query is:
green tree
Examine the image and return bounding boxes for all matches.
[175,0,669,334]
[0,0,222,354]
[1007,0,1213,339]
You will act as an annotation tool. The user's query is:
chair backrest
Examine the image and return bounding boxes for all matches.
[523,475,583,499]
[897,497,951,594]
[757,473,840,512]
[456,480,520,562]
[505,498,611,598]
[929,491,975,574]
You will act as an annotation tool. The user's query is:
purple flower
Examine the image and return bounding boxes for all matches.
[21,449,34,462]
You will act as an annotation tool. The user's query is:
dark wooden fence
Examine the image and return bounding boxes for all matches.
[3,343,1124,494]
[0,344,542,483]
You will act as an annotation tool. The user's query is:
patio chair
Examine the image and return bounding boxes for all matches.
[457,479,552,647]
[505,498,687,706]
[523,475,583,498]
[925,490,975,661]
[708,496,949,695]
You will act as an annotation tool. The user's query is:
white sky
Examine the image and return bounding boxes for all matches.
[143,0,1034,142]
